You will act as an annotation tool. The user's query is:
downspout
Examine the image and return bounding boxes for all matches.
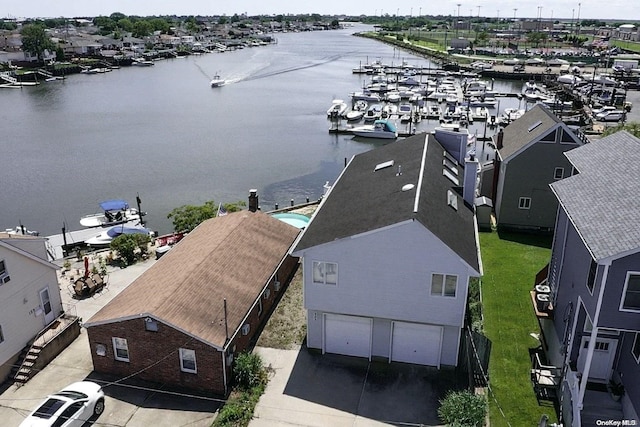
[553,207,570,305]
[222,347,228,396]
[577,260,611,409]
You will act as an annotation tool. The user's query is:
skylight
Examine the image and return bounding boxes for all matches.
[374,160,394,171]
[528,120,543,132]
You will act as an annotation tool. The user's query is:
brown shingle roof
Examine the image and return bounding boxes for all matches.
[85,211,299,349]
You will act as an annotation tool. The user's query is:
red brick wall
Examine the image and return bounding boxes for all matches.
[87,318,226,395]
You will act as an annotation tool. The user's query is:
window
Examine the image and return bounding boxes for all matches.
[312,261,337,285]
[0,259,8,284]
[554,167,564,180]
[144,317,158,332]
[180,348,197,373]
[621,273,640,311]
[518,197,531,210]
[431,274,457,297]
[587,259,597,294]
[52,402,84,427]
[257,298,263,316]
[0,325,3,344]
[112,337,129,362]
[633,333,640,363]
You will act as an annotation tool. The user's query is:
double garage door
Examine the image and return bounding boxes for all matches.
[323,314,443,367]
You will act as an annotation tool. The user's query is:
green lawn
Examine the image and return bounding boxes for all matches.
[479,231,557,426]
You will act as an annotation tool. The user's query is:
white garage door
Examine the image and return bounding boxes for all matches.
[391,322,442,367]
[324,314,372,359]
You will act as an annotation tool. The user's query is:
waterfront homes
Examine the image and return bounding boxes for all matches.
[292,132,481,368]
[532,131,640,425]
[0,233,63,383]
[83,210,299,396]
[491,104,586,233]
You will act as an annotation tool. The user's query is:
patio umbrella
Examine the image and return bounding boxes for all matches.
[84,256,89,278]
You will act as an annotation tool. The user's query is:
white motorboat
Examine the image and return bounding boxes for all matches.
[80,199,142,228]
[85,225,153,247]
[345,109,365,121]
[327,99,348,117]
[425,104,442,120]
[398,103,413,122]
[351,91,382,102]
[351,119,398,139]
[364,104,383,122]
[210,73,226,88]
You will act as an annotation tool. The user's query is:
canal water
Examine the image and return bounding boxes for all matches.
[0,23,524,236]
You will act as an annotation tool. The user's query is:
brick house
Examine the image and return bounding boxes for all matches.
[83,210,300,396]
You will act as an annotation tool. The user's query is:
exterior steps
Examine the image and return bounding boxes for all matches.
[12,345,43,385]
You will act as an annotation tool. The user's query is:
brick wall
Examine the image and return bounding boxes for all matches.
[87,318,226,395]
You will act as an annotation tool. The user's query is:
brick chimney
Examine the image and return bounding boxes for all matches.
[248,189,259,212]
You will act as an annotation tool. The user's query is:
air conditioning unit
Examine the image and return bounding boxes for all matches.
[264,289,271,299]
[274,281,281,292]
[241,324,250,336]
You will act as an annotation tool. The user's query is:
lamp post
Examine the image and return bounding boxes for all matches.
[456,3,461,38]
[577,3,581,36]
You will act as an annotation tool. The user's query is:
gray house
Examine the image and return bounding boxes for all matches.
[532,131,640,426]
[492,104,585,232]
[292,133,481,368]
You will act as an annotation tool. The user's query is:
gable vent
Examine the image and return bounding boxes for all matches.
[241,324,251,335]
[374,160,394,171]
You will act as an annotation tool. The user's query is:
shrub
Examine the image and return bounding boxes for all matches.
[233,352,267,390]
[438,390,487,427]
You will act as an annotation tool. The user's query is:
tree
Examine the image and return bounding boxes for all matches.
[117,18,133,33]
[526,31,547,48]
[602,122,640,138]
[167,200,245,233]
[20,24,56,62]
[132,20,153,38]
[438,390,487,426]
[110,233,151,266]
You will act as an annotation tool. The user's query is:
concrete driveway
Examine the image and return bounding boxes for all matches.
[252,346,462,426]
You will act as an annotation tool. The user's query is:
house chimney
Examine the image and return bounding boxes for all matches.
[463,154,479,208]
[496,129,504,150]
[248,189,258,212]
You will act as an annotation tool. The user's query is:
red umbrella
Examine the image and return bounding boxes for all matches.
[84,256,89,279]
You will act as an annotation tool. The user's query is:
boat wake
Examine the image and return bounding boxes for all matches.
[239,53,350,82]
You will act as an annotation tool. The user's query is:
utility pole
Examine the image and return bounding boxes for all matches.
[577,3,582,36]
[477,5,481,17]
[456,3,461,38]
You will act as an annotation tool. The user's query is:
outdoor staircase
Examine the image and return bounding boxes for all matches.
[0,72,18,85]
[11,342,43,386]
[36,69,54,79]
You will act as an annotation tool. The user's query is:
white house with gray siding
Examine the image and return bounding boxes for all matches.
[293,133,482,368]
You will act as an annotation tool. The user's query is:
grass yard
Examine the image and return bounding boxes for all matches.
[480,231,558,426]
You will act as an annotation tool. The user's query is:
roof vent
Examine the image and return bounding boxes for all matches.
[402,184,415,192]
[374,160,394,171]
[443,169,460,186]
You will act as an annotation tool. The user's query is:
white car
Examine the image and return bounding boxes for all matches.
[19,381,105,427]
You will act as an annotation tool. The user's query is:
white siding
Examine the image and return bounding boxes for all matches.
[0,244,62,379]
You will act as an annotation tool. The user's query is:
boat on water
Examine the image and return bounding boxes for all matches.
[85,225,153,247]
[210,73,226,88]
[80,199,142,228]
[364,104,383,122]
[327,99,348,117]
[351,119,398,139]
[132,58,154,66]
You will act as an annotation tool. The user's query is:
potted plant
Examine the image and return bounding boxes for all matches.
[609,379,625,401]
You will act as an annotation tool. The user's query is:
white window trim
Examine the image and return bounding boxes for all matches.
[179,348,197,373]
[554,167,564,180]
[633,333,640,364]
[431,273,458,297]
[518,197,531,210]
[619,271,640,313]
[312,261,338,286]
[257,298,263,316]
[112,337,129,362]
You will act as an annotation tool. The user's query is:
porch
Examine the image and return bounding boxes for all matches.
[560,368,624,426]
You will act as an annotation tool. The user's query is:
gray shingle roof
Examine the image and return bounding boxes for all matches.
[550,131,640,261]
[497,104,562,160]
[294,133,480,273]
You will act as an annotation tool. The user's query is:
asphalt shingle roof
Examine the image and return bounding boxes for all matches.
[84,211,299,348]
[550,131,640,261]
[497,104,562,160]
[295,133,480,272]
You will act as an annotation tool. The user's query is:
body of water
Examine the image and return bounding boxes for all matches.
[1,24,525,237]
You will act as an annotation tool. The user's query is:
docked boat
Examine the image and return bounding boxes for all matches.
[80,200,142,228]
[85,225,153,247]
[351,119,398,139]
[327,99,348,117]
[398,103,413,122]
[132,58,154,66]
[424,104,442,120]
[364,104,383,122]
[210,73,226,88]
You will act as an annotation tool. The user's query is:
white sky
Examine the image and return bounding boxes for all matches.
[2,0,636,21]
